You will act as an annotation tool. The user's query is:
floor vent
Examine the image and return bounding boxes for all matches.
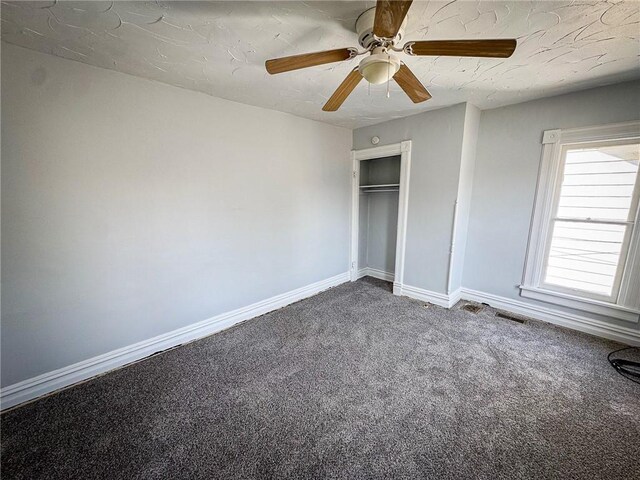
[462,304,483,314]
[496,312,525,323]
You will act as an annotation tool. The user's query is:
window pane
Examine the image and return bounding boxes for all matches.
[556,144,639,221]
[544,221,627,297]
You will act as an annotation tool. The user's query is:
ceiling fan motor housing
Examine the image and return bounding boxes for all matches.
[355,7,408,49]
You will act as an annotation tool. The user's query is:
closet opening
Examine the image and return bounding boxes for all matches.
[358,155,400,282]
[350,141,412,296]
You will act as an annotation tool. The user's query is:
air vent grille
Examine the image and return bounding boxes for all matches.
[462,304,483,314]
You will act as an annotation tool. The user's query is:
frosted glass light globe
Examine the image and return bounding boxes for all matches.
[358,50,401,85]
[362,62,393,84]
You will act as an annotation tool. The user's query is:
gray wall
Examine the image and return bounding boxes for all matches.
[358,192,369,268]
[463,80,640,330]
[1,43,352,386]
[359,156,401,186]
[448,103,481,294]
[358,156,400,274]
[361,192,399,274]
[353,104,467,293]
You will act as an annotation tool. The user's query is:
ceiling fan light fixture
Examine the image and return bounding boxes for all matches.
[265,1,517,111]
[358,49,400,85]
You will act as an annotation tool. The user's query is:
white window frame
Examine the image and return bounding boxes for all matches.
[521,121,640,324]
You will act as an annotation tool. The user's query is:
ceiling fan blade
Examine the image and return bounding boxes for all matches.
[405,39,517,58]
[393,64,431,103]
[266,48,356,74]
[323,68,363,112]
[373,0,413,39]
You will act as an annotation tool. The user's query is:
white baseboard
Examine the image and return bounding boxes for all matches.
[460,288,640,346]
[399,284,460,308]
[449,288,462,307]
[5,275,636,411]
[398,285,639,345]
[0,272,350,411]
[357,267,394,282]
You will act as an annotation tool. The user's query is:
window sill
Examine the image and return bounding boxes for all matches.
[519,286,640,324]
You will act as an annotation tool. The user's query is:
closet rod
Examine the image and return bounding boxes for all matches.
[360,188,399,193]
[359,183,400,188]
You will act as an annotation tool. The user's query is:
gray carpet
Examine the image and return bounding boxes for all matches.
[1,277,639,479]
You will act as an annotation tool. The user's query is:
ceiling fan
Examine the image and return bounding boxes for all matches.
[265,0,517,112]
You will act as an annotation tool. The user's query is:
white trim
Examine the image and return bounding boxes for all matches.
[394,140,412,291]
[522,120,640,313]
[522,126,565,288]
[446,199,459,295]
[560,121,640,144]
[520,285,639,323]
[357,267,394,282]
[542,129,561,144]
[460,288,640,346]
[399,284,461,308]
[0,272,350,411]
[353,142,407,161]
[619,183,640,310]
[400,283,640,345]
[349,152,360,281]
[449,288,463,307]
[350,141,412,293]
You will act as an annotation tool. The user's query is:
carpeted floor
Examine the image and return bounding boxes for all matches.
[1,277,639,479]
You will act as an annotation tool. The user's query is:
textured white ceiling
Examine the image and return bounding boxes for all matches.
[2,1,639,128]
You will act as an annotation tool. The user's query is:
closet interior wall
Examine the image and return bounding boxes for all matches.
[358,156,401,278]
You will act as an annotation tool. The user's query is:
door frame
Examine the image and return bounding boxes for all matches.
[350,140,412,295]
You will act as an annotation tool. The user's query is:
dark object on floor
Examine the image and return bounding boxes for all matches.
[2,278,639,479]
[495,311,525,323]
[608,346,640,384]
[461,303,483,314]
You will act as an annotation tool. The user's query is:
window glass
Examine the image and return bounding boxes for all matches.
[543,143,639,298]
